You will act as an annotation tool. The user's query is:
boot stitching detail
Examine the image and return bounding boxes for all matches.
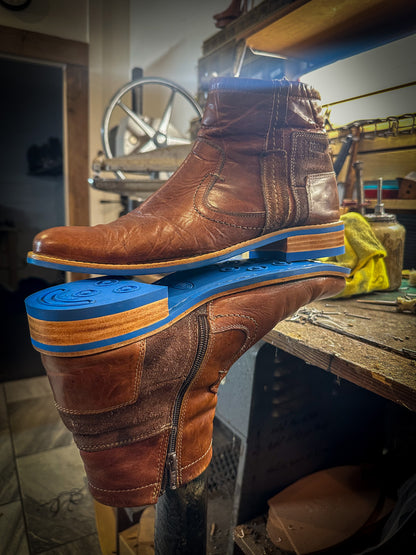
[180,441,213,471]
[53,341,145,415]
[74,424,172,452]
[88,481,159,493]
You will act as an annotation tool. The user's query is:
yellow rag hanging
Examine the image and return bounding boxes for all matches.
[321,212,389,297]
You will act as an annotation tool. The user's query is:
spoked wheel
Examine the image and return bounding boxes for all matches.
[101,77,203,180]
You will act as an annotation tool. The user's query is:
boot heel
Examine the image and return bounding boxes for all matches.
[251,224,345,262]
[25,277,169,356]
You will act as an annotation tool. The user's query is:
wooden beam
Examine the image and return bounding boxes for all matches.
[0,24,88,67]
[65,64,89,226]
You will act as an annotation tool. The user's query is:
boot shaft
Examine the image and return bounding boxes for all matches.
[32,274,345,507]
[200,77,325,141]
[143,77,338,241]
[194,77,339,232]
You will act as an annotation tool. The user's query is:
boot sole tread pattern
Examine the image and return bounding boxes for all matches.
[27,221,345,275]
[25,259,349,357]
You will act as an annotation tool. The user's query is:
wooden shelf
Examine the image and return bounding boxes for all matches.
[365,199,416,211]
[245,0,415,64]
[264,289,416,412]
[202,0,416,70]
[330,133,416,184]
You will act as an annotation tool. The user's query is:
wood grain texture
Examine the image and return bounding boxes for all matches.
[27,298,169,349]
[0,25,88,67]
[263,229,344,253]
[65,64,89,227]
[245,0,416,61]
[265,297,416,411]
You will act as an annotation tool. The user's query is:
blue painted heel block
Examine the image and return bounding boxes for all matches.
[25,276,166,322]
[25,259,349,355]
[249,245,345,262]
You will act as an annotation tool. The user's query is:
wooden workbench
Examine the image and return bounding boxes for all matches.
[265,284,416,412]
[233,284,415,555]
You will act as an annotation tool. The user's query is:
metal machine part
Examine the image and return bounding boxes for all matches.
[101,77,203,180]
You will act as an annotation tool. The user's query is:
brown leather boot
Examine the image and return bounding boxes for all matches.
[213,0,246,28]
[28,77,342,276]
[26,267,345,507]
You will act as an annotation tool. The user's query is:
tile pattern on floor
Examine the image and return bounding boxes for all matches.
[0,427,20,505]
[37,534,102,555]
[0,499,30,555]
[0,378,102,555]
[9,394,73,458]
[0,383,20,507]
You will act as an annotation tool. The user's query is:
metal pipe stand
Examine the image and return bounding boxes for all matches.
[154,469,208,555]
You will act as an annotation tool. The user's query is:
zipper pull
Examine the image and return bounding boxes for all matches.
[167,452,178,489]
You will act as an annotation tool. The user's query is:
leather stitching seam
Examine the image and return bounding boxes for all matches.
[262,83,281,234]
[205,89,319,101]
[290,130,328,187]
[76,424,171,451]
[88,481,158,493]
[211,312,259,340]
[194,197,265,229]
[193,140,265,228]
[153,428,169,500]
[208,322,251,393]
[181,440,213,471]
[55,341,145,415]
[290,131,327,224]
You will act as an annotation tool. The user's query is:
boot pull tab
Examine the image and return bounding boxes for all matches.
[274,80,290,127]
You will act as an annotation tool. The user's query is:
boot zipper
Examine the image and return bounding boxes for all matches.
[163,314,209,490]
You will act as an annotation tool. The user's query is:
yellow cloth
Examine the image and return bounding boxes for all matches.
[321,212,389,297]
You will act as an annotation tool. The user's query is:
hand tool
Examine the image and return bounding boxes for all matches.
[356,297,416,313]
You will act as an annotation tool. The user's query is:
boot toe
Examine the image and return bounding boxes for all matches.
[33,226,93,263]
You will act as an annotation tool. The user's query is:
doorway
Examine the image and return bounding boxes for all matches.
[0,57,65,380]
[0,27,89,381]
[0,56,65,286]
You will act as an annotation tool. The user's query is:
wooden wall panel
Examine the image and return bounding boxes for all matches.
[65,64,89,226]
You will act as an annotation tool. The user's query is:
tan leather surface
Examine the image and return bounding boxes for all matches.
[176,276,345,487]
[306,172,340,225]
[41,342,145,414]
[53,315,199,440]
[177,328,248,485]
[80,429,170,507]
[38,272,345,506]
[32,78,339,266]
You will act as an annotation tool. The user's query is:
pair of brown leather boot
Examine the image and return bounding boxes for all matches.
[26,77,346,507]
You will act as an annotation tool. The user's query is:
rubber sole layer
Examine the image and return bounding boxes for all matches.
[27,221,344,275]
[25,258,349,357]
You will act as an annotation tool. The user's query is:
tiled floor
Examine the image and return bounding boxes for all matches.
[0,376,102,555]
[0,374,236,555]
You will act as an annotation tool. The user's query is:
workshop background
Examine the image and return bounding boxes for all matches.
[0,1,415,555]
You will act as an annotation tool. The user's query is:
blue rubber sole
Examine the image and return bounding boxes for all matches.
[25,258,349,356]
[27,222,345,275]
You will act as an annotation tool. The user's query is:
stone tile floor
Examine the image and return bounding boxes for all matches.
[0,375,237,555]
[0,376,102,555]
